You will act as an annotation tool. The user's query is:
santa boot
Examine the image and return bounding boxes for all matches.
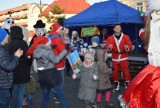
[112,81,120,92]
[125,81,130,89]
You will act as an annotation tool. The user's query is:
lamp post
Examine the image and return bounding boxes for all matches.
[29,0,51,14]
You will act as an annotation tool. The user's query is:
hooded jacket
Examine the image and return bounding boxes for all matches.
[8,26,31,84]
[33,45,67,70]
[96,49,112,90]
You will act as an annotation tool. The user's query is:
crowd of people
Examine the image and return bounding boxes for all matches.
[0,18,132,108]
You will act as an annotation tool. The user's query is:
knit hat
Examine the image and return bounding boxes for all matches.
[148,0,160,12]
[84,51,95,61]
[10,26,23,40]
[0,28,8,43]
[91,36,99,44]
[49,23,62,35]
[33,20,46,28]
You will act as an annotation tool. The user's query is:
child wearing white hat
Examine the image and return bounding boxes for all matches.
[73,51,99,108]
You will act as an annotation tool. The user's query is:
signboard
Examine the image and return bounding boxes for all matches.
[81,26,100,37]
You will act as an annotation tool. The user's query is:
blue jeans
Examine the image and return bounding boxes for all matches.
[12,84,26,108]
[41,88,51,108]
[0,89,10,108]
[59,70,64,88]
[52,70,64,94]
[52,84,70,108]
[25,93,33,105]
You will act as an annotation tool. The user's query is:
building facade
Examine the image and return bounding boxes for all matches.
[0,0,90,37]
[0,4,46,36]
[118,0,148,12]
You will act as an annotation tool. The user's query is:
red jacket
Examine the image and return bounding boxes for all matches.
[105,33,132,62]
[50,36,66,69]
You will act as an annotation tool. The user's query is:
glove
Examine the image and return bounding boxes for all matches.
[72,74,76,79]
[124,45,129,52]
[51,45,57,49]
[93,74,98,80]
[108,44,113,51]
[65,43,71,51]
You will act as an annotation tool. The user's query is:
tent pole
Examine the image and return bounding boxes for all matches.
[135,24,138,56]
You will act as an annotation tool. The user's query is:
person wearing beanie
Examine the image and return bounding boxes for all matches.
[105,24,132,92]
[0,28,23,108]
[91,36,99,47]
[48,23,67,71]
[72,51,99,108]
[48,23,71,105]
[8,26,31,108]
[91,36,102,61]
[96,49,114,108]
[119,0,160,107]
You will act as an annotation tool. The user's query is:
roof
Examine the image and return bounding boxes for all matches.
[64,0,143,27]
[0,5,28,16]
[40,0,90,16]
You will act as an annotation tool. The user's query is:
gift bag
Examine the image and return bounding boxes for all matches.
[38,68,60,89]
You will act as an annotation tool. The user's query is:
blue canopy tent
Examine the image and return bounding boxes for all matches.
[64,0,143,27]
[64,0,144,55]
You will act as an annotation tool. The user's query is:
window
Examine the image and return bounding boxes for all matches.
[136,2,143,11]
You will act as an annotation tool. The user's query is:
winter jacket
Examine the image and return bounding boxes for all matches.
[49,34,67,69]
[33,45,68,70]
[8,33,31,84]
[77,62,99,101]
[0,45,19,89]
[96,49,112,90]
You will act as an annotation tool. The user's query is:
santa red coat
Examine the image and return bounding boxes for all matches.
[48,34,67,70]
[105,33,132,61]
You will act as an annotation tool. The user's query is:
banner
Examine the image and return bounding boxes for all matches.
[81,26,100,37]
[67,50,82,73]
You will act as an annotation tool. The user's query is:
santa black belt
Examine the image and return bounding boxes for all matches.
[113,52,125,54]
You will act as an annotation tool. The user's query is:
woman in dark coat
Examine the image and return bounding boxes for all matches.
[8,26,31,108]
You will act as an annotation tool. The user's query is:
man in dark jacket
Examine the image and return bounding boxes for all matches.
[8,26,31,108]
[0,28,23,108]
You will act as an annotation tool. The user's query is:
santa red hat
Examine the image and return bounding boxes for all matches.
[49,23,62,35]
[27,36,51,56]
